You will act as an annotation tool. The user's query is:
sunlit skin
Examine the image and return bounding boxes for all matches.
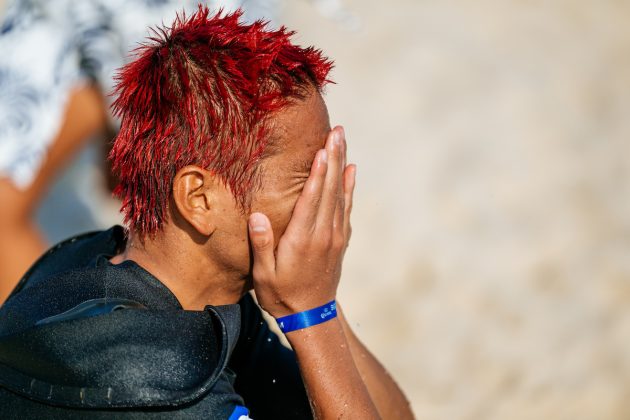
[110,89,414,419]
[110,91,331,307]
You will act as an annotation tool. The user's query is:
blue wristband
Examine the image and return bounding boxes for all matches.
[275,300,337,333]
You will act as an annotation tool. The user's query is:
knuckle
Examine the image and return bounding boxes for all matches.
[310,193,322,208]
[303,189,321,209]
[284,235,304,251]
[332,232,345,250]
[315,231,332,248]
[253,237,273,252]
[284,236,312,258]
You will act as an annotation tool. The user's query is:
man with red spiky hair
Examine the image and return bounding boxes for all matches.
[0,7,413,419]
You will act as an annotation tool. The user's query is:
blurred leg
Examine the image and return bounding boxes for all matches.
[0,84,107,304]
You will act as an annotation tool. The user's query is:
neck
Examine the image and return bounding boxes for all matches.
[110,228,248,310]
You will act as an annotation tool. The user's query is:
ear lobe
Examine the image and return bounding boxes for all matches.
[172,165,216,236]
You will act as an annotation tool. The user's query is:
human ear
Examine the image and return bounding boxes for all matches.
[172,165,216,236]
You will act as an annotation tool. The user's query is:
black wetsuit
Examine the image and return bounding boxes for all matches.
[0,226,312,419]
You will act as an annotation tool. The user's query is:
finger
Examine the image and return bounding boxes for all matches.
[248,212,276,280]
[286,148,328,233]
[317,127,343,229]
[332,129,347,233]
[343,164,356,240]
[341,127,347,169]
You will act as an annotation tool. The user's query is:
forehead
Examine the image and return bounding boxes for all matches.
[269,90,331,158]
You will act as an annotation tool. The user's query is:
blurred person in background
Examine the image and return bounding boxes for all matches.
[0,8,413,418]
[0,0,279,304]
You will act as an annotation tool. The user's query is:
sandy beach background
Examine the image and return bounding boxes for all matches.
[3,0,630,418]
[281,2,630,418]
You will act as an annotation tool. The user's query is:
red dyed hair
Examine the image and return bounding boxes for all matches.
[110,6,333,235]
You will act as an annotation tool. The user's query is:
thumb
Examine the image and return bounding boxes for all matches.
[248,212,276,280]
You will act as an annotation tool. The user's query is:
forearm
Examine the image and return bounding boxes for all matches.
[287,317,381,420]
[338,306,415,419]
[248,128,386,418]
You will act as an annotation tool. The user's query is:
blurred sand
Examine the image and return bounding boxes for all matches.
[279,1,630,418]
[4,0,630,418]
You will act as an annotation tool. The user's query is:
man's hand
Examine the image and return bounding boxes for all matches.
[247,126,382,419]
[247,126,356,318]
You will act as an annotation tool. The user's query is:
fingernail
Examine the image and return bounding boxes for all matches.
[334,130,342,147]
[249,213,267,232]
[320,149,328,164]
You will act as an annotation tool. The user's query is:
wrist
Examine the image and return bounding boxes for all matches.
[275,300,337,333]
[258,292,336,318]
[285,315,344,345]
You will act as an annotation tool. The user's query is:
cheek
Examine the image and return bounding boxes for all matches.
[272,201,298,242]
[252,187,302,243]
